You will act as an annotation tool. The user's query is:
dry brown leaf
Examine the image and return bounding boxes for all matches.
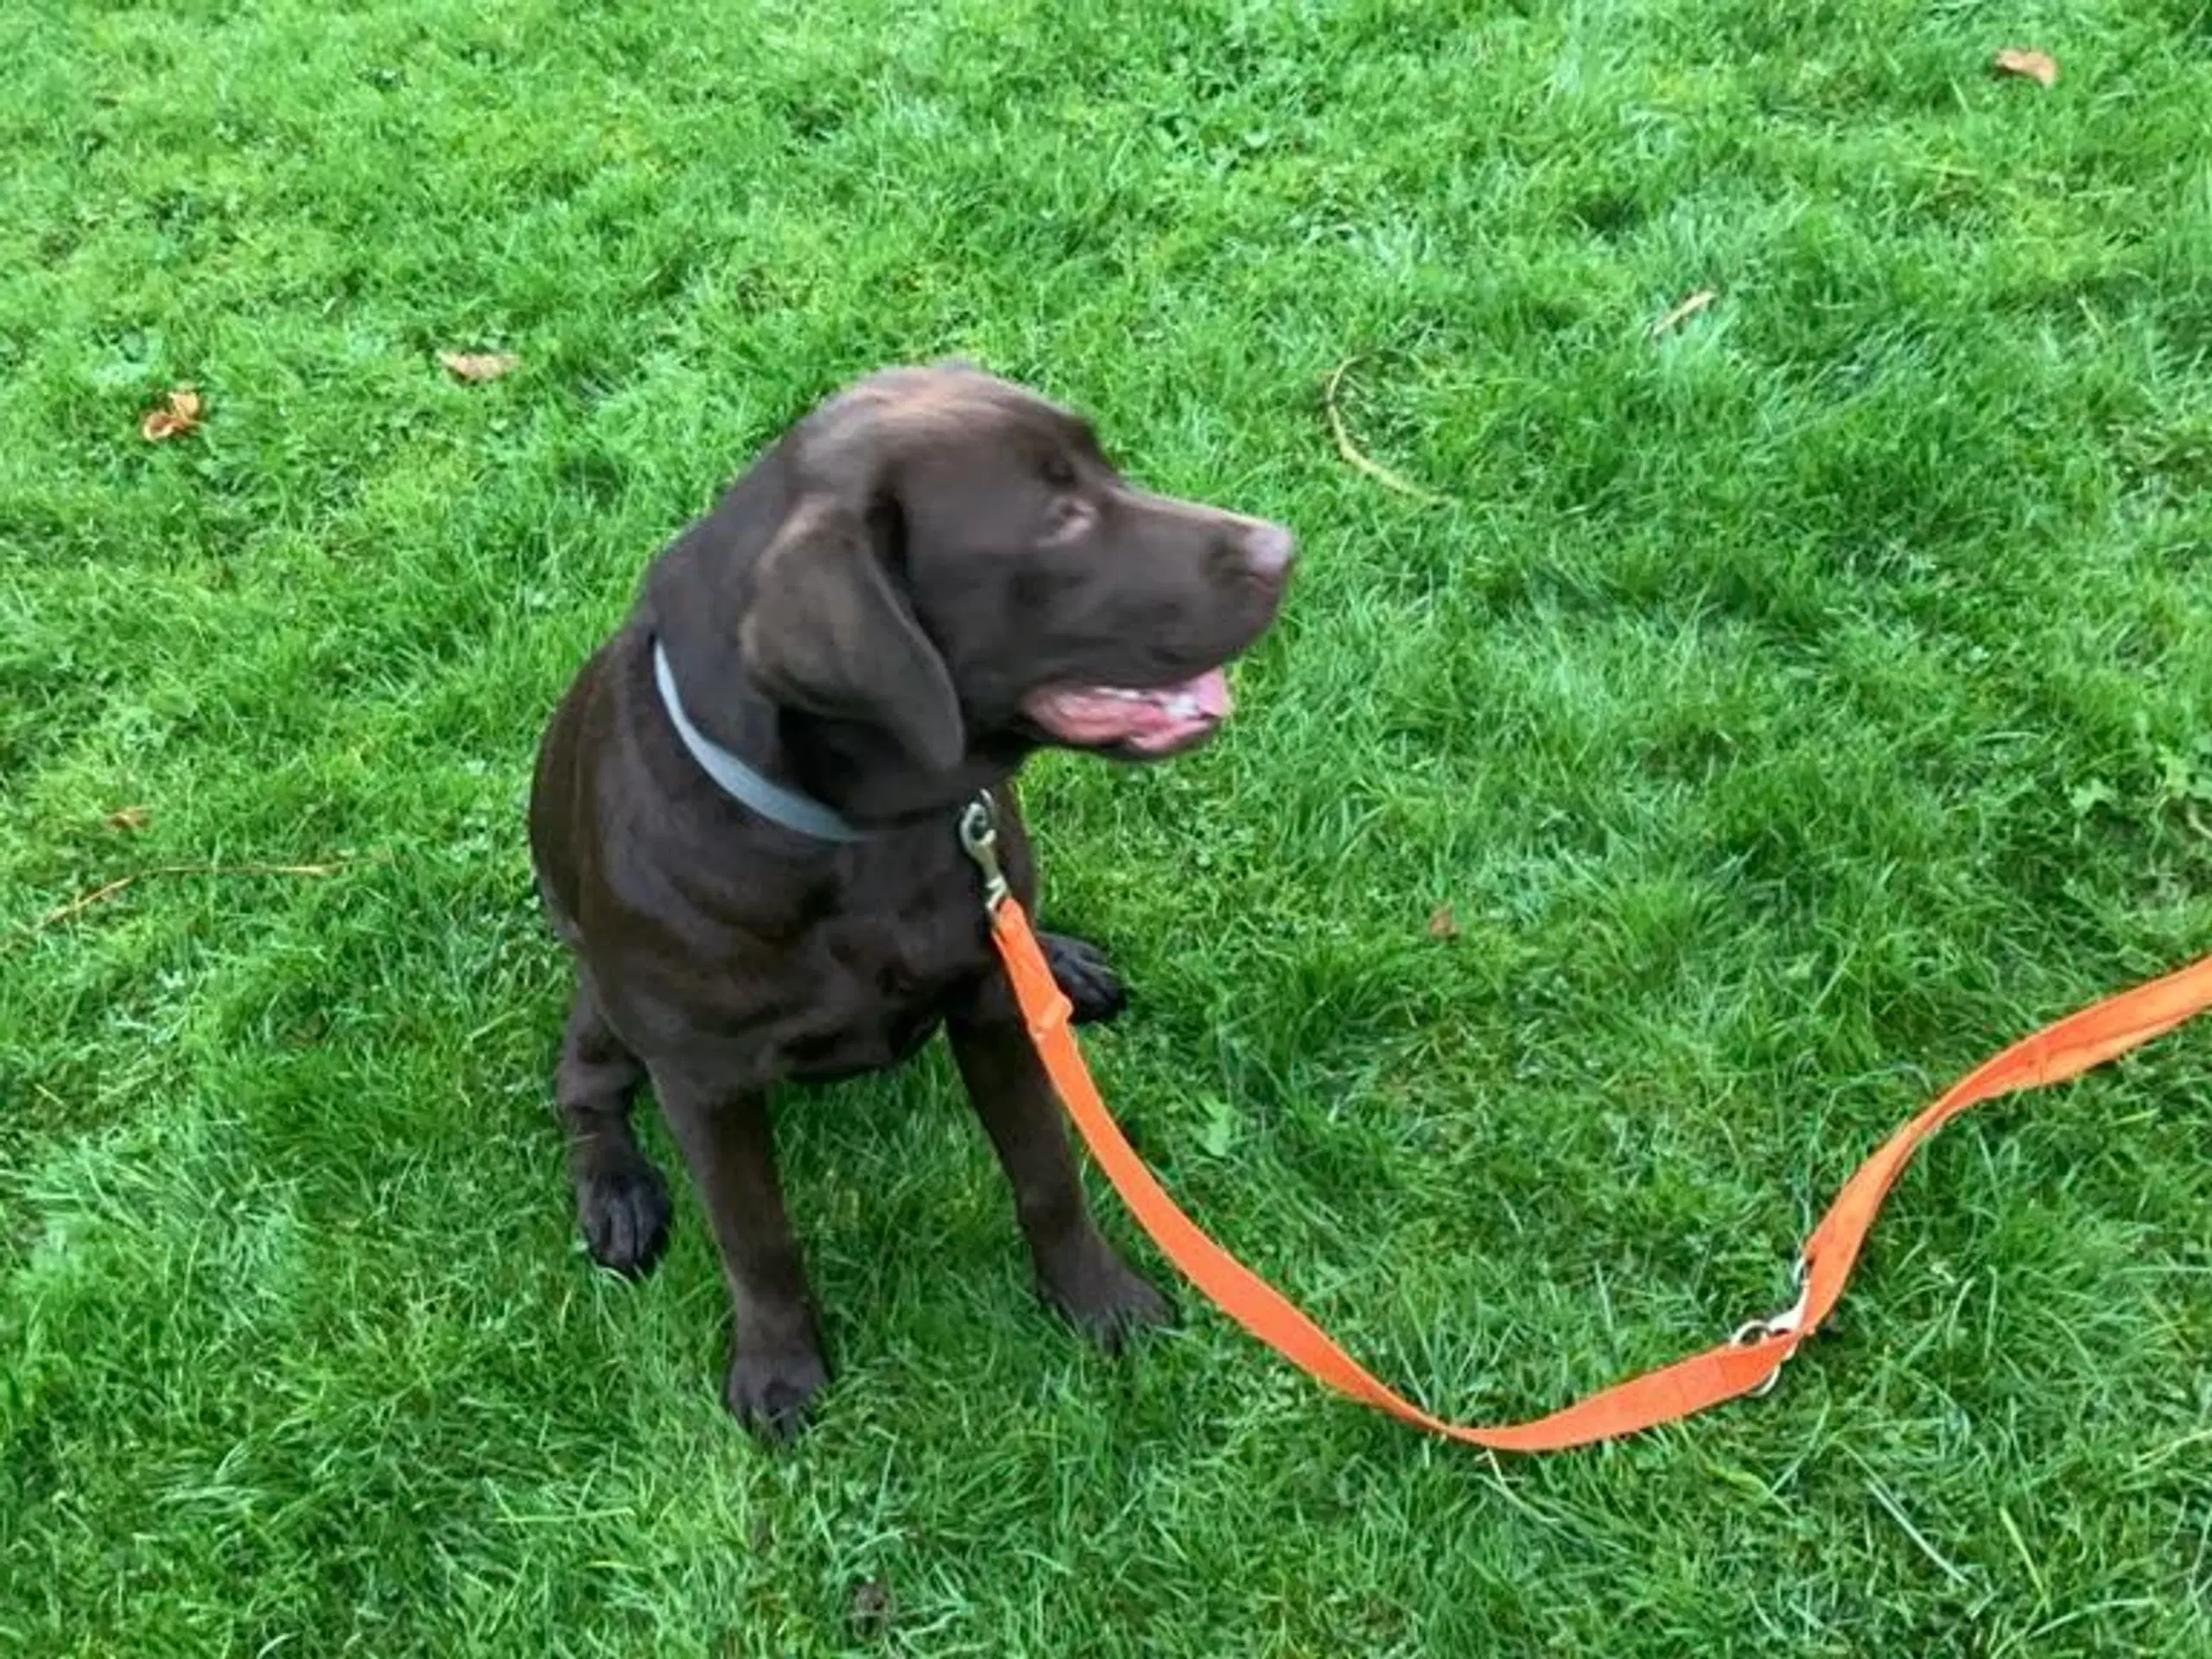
[1427,904,1459,939]
[105,806,150,832]
[1993,47,2058,87]
[438,350,521,383]
[139,387,202,442]
[1650,289,1717,338]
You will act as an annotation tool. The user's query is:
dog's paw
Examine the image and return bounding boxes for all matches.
[724,1343,831,1443]
[1041,1238,1174,1354]
[575,1150,672,1279]
[1040,931,1128,1026]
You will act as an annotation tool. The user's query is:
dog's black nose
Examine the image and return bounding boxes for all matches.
[1241,523,1297,583]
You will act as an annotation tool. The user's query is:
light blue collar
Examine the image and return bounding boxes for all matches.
[650,639,870,842]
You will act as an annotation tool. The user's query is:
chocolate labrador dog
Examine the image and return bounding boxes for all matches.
[528,363,1294,1437]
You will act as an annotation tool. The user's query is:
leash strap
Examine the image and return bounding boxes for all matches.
[963,799,2212,1448]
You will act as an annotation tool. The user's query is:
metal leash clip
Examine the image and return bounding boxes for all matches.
[1729,1256,1811,1399]
[958,793,1009,912]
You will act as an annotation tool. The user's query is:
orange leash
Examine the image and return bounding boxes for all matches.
[958,799,2212,1451]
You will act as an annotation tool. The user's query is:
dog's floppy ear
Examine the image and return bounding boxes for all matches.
[738,499,965,772]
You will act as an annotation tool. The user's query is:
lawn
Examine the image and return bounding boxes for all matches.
[4,0,2211,1651]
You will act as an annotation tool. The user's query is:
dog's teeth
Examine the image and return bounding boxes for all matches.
[1166,693,1200,718]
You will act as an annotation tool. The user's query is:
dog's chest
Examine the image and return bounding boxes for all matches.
[767,896,994,1080]
[588,802,1038,1084]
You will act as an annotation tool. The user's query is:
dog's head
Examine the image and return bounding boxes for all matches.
[649,364,1295,817]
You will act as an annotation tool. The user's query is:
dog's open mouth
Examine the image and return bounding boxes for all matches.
[1020,668,1232,756]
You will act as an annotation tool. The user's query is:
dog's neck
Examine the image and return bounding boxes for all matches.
[650,639,872,842]
[650,631,1025,836]
[782,710,1031,829]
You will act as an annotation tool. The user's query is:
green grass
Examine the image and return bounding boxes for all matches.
[4,0,2211,1651]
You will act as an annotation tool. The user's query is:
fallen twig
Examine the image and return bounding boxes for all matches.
[1323,357,1450,506]
[1649,289,1716,337]
[25,859,353,935]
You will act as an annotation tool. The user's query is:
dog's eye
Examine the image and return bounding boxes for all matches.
[1039,495,1096,545]
[1039,453,1078,489]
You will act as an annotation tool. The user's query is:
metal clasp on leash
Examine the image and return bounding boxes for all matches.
[958,793,1009,912]
[1730,1255,1811,1398]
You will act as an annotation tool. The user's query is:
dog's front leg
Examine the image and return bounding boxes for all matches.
[652,1067,830,1440]
[1036,930,1128,1025]
[944,1008,1173,1349]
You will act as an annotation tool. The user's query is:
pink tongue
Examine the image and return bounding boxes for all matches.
[1020,668,1236,750]
[1184,668,1231,719]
